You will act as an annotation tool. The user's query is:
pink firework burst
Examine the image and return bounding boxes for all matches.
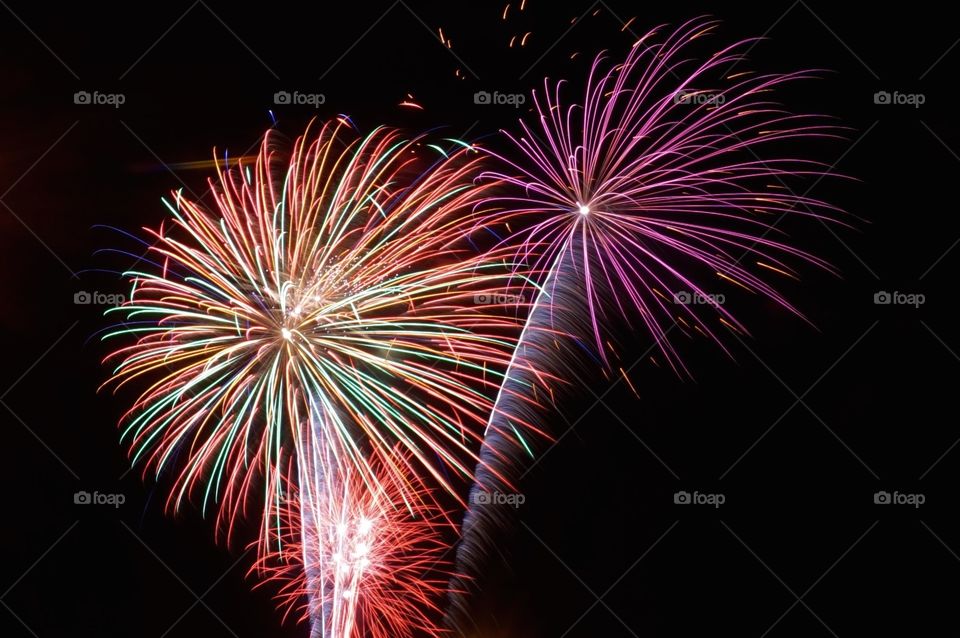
[449,19,849,626]
[481,17,847,375]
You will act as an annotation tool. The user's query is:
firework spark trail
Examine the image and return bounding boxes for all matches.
[297,410,333,637]
[450,18,847,622]
[446,245,589,628]
[101,119,540,634]
[255,444,452,638]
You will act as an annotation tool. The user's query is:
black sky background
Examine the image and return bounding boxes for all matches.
[1,1,958,636]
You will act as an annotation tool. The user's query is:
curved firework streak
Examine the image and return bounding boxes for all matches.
[100,119,539,551]
[253,446,451,638]
[451,17,848,623]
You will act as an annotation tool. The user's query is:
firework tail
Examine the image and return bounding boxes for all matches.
[447,242,594,629]
[254,443,454,638]
[297,407,331,637]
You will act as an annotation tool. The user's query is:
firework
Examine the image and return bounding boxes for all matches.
[450,17,846,621]
[102,117,544,634]
[102,119,534,530]
[254,446,451,638]
[483,17,843,374]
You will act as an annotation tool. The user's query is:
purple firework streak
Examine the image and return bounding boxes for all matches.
[449,17,848,621]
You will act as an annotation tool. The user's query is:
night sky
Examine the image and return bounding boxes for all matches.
[1,1,958,636]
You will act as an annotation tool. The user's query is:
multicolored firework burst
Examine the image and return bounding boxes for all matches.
[101,118,540,634]
[103,119,526,523]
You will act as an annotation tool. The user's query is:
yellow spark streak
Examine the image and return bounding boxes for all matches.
[620,368,640,398]
[756,261,799,280]
[716,272,754,293]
